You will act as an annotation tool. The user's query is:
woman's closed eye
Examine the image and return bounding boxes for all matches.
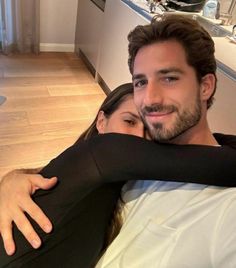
[123,118,136,126]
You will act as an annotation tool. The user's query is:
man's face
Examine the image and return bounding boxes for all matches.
[132,40,203,143]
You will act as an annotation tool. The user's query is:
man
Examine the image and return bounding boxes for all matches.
[0,15,236,268]
[95,15,236,267]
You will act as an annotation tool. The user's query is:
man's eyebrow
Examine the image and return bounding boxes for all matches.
[157,68,184,75]
[132,74,145,81]
[132,68,184,80]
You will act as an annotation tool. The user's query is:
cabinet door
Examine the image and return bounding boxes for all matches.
[75,0,103,69]
[97,0,148,90]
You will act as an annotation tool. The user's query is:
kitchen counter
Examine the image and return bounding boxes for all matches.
[122,0,236,81]
[213,37,236,80]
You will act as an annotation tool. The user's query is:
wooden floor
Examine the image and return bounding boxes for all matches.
[0,52,106,177]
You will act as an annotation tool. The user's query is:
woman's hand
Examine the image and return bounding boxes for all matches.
[0,170,57,255]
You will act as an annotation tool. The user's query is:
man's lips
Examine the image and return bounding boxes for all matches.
[145,111,173,122]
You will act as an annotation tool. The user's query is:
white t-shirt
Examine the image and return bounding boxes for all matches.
[96,180,236,268]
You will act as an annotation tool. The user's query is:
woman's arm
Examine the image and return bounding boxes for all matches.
[40,133,236,187]
[0,133,236,267]
[87,133,236,186]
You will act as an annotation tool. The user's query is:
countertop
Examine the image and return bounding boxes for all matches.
[213,36,236,80]
[122,0,236,81]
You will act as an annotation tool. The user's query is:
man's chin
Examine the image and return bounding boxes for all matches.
[148,125,180,143]
[149,128,170,142]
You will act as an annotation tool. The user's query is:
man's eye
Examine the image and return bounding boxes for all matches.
[134,80,147,88]
[163,76,179,83]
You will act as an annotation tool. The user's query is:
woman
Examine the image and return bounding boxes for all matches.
[0,83,236,267]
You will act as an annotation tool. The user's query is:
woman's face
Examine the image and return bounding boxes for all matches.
[96,95,145,138]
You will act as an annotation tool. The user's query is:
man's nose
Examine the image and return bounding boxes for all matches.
[143,82,163,106]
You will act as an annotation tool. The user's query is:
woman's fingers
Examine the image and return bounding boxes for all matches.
[0,221,15,255]
[13,209,42,249]
[20,176,56,233]
[30,176,58,193]
[20,196,53,234]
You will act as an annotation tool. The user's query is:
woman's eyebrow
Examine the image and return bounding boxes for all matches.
[121,111,140,119]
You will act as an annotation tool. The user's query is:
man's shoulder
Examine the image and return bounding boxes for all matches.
[214,133,236,149]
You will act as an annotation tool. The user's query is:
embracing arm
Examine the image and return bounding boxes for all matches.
[40,133,236,187]
[92,134,236,186]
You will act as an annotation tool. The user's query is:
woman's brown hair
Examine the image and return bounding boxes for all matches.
[74,83,134,144]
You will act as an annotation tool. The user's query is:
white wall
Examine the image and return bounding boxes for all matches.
[40,0,78,52]
[208,70,236,134]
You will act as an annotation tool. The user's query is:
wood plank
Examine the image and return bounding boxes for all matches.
[48,84,105,96]
[27,106,93,124]
[0,111,29,128]
[0,94,105,112]
[4,66,88,78]
[0,73,95,87]
[0,137,77,169]
[0,120,92,146]
[0,86,50,98]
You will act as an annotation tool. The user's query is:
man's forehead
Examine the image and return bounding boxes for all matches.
[133,40,187,65]
[132,42,189,77]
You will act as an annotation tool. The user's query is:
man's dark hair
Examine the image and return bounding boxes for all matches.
[128,14,217,108]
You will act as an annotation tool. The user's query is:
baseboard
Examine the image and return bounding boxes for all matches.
[77,49,96,78]
[96,73,111,95]
[40,43,75,52]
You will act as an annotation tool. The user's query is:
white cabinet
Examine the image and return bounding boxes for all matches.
[75,0,104,70]
[208,70,236,134]
[97,0,149,90]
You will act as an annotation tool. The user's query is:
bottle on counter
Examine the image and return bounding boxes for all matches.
[203,0,220,19]
[233,25,236,40]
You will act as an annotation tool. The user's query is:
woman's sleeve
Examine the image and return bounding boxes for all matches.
[87,133,236,186]
[39,133,236,188]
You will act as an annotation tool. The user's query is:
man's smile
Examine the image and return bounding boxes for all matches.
[145,111,174,123]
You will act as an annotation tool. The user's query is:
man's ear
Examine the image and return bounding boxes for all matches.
[96,111,107,134]
[200,74,216,102]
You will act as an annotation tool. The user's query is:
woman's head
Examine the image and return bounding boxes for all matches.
[76,83,144,143]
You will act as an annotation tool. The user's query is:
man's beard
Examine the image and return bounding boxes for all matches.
[140,93,202,142]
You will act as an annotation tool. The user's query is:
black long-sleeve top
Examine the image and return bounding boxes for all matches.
[1,133,236,267]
